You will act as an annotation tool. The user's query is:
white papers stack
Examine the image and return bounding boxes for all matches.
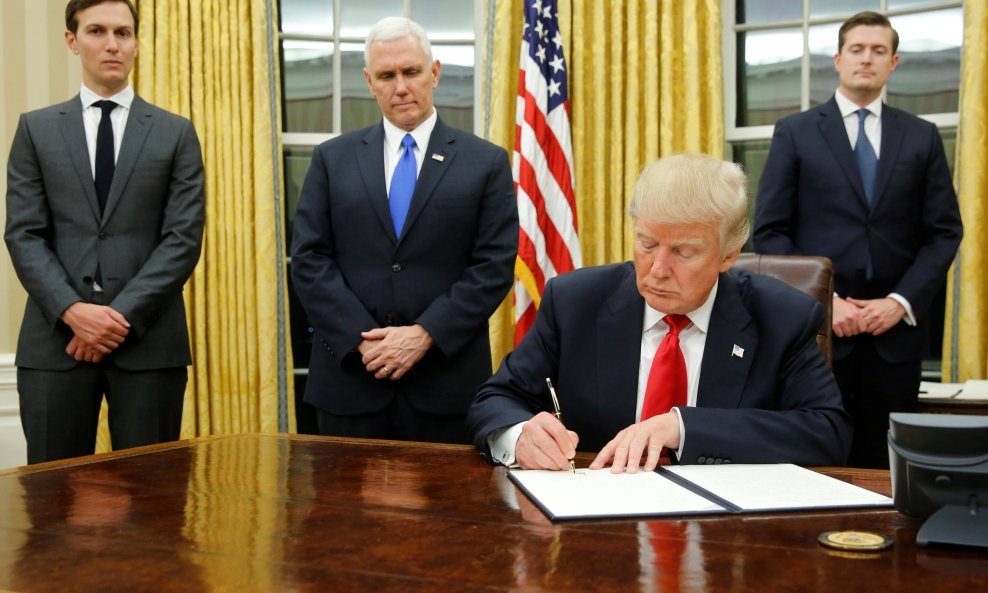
[508,464,893,521]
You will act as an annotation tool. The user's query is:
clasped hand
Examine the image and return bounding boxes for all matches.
[832,296,905,338]
[359,324,433,380]
[516,411,681,473]
[61,302,131,362]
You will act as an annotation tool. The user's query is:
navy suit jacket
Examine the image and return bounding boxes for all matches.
[753,97,962,362]
[467,263,851,466]
[290,118,518,416]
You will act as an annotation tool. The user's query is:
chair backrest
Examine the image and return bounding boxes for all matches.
[731,254,834,366]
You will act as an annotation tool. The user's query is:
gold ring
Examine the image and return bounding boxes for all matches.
[383,366,391,375]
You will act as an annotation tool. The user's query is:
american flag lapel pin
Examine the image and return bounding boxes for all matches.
[732,344,744,358]
[431,153,444,162]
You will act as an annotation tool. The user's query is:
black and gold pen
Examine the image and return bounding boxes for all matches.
[545,377,576,473]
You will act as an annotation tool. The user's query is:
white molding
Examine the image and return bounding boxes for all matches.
[0,353,26,469]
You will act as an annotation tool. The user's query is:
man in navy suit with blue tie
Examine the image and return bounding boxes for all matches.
[291,17,518,443]
[754,12,962,468]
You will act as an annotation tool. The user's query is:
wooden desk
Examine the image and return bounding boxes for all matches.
[917,398,988,416]
[0,434,985,592]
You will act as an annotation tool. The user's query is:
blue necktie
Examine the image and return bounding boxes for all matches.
[389,134,417,236]
[855,108,878,207]
[855,109,878,280]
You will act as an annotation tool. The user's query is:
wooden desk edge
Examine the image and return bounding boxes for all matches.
[0,433,479,477]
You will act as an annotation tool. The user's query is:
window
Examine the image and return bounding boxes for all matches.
[277,0,480,430]
[723,0,963,375]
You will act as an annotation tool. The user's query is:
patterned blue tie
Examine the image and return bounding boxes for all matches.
[389,134,417,236]
[855,108,878,207]
[855,109,877,280]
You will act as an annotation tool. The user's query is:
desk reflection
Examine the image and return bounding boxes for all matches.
[11,465,206,592]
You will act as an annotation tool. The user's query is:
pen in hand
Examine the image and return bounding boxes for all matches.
[545,377,577,473]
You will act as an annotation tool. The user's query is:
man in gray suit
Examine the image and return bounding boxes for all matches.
[4,0,205,464]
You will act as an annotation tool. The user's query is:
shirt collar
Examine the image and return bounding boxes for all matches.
[383,108,438,157]
[642,277,719,335]
[834,88,882,120]
[80,84,135,110]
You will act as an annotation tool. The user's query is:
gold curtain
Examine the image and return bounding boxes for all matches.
[484,0,724,366]
[97,0,295,451]
[943,1,988,382]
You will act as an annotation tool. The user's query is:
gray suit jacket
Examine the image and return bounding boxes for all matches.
[4,94,205,371]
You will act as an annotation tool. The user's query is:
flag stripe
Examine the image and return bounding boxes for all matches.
[513,0,580,345]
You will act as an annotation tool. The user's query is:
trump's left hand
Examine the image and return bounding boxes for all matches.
[360,324,434,380]
[590,412,681,473]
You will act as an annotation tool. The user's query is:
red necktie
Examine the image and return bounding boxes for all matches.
[641,314,691,421]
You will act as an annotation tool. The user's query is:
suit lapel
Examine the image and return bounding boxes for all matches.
[103,95,153,223]
[398,118,456,243]
[872,106,904,212]
[696,273,757,409]
[57,96,102,222]
[817,97,869,209]
[596,266,647,426]
[356,124,397,243]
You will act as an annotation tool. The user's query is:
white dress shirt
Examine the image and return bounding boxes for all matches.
[382,109,437,196]
[488,280,721,466]
[80,84,134,175]
[833,88,916,326]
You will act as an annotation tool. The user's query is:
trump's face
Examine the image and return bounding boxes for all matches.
[364,35,441,132]
[633,219,738,315]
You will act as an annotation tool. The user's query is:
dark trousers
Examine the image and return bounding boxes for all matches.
[833,340,921,469]
[18,363,187,465]
[316,395,469,445]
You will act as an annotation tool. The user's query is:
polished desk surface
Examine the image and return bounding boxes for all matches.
[0,434,985,592]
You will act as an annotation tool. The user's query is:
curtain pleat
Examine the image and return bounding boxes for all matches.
[96,0,294,452]
[943,1,988,382]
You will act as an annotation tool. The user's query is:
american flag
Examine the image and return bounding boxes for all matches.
[513,0,581,345]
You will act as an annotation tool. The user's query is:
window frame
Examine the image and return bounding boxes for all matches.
[722,0,962,148]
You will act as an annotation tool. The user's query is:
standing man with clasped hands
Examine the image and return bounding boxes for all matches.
[290,17,518,443]
[754,12,962,468]
[5,0,205,464]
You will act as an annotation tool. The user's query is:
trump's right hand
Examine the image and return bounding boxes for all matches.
[515,411,579,470]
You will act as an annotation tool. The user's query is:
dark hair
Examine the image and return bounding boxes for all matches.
[65,0,139,36]
[838,11,898,54]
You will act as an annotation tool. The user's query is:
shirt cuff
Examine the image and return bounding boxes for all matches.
[671,407,685,461]
[487,422,526,467]
[888,293,917,326]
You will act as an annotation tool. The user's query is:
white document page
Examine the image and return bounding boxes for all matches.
[665,464,892,511]
[509,468,723,519]
[958,379,988,401]
[918,381,963,399]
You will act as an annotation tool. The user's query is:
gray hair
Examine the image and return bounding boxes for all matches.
[629,153,750,255]
[365,17,433,68]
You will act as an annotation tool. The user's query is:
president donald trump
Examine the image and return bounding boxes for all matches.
[468,153,851,470]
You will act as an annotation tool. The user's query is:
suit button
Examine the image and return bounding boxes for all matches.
[392,263,402,272]
[705,458,715,465]
[385,314,394,324]
[697,456,706,464]
[83,276,93,284]
[99,232,108,240]
[714,458,723,465]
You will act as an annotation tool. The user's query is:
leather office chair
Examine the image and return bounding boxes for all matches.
[732,254,834,366]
